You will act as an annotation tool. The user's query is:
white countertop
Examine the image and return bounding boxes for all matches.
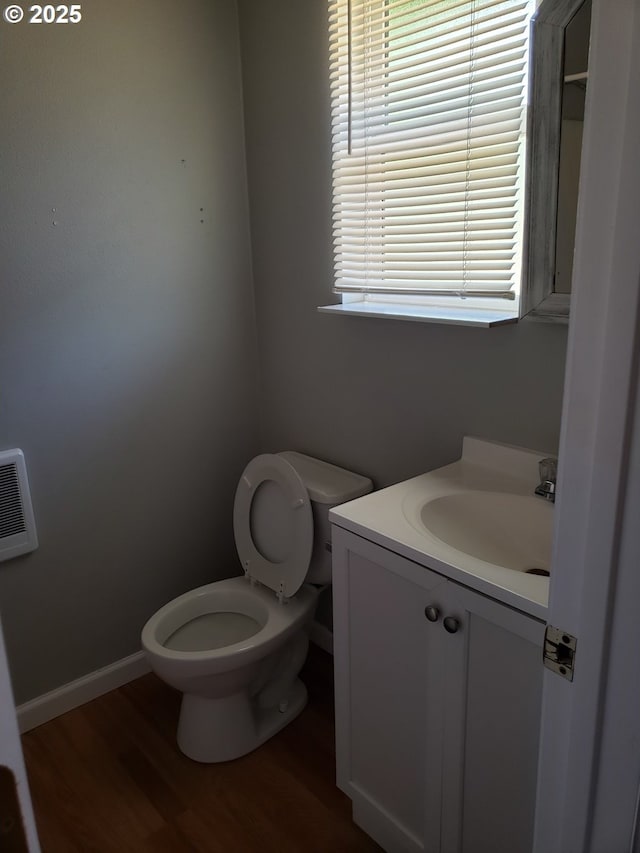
[329,437,552,621]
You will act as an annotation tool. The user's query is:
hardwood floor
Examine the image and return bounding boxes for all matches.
[22,646,380,853]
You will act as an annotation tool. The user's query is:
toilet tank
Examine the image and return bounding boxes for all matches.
[278,451,373,585]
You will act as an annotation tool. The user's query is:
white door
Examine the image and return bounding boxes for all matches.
[440,583,544,853]
[0,613,40,852]
[533,1,640,851]
[332,528,448,853]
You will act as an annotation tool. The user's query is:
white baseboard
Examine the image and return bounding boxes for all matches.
[310,620,334,655]
[17,625,333,735]
[17,651,151,734]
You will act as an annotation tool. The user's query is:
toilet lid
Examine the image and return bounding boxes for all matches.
[233,454,313,599]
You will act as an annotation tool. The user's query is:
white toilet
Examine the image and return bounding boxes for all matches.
[141,451,372,763]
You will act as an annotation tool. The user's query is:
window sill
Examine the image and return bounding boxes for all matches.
[317,301,519,328]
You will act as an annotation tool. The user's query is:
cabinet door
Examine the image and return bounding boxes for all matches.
[437,582,545,853]
[332,528,447,853]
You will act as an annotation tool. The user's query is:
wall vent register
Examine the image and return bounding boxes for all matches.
[0,450,38,563]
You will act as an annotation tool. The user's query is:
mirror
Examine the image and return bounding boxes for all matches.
[522,0,592,322]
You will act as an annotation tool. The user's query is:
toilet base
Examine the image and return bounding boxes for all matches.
[176,678,308,763]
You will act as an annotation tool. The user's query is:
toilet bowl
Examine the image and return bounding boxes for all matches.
[141,451,372,763]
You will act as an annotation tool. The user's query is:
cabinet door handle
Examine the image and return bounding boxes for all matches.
[424,605,440,623]
[443,616,460,634]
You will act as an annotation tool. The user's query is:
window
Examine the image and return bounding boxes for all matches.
[321,0,537,326]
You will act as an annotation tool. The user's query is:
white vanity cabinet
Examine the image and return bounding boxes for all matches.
[332,526,545,853]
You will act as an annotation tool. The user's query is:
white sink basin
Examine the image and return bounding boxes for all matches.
[330,438,556,617]
[417,491,553,574]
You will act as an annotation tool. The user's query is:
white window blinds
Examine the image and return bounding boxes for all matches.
[328,0,536,301]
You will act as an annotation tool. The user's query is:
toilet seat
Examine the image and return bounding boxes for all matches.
[233,454,313,600]
[141,577,319,676]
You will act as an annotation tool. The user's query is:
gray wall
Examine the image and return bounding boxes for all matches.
[238,0,568,489]
[0,0,258,703]
[0,0,570,704]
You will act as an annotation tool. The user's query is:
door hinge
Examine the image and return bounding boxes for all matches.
[543,625,577,681]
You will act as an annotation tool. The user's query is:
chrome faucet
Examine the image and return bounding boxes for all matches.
[535,457,558,503]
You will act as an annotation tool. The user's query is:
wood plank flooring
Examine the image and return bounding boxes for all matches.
[21,646,381,853]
